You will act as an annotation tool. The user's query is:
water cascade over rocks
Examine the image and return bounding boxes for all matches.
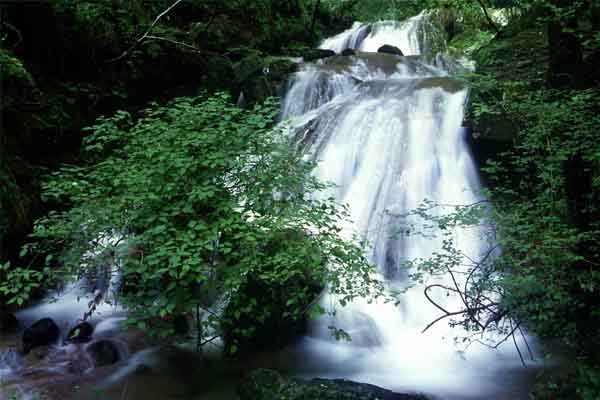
[282,12,536,399]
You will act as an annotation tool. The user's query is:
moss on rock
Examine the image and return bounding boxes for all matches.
[238,369,430,400]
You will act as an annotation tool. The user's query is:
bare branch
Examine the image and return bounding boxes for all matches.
[106,0,186,63]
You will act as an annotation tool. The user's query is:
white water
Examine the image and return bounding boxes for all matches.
[283,14,536,399]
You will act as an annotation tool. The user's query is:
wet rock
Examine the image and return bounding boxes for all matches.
[66,321,94,343]
[377,44,404,56]
[302,48,336,62]
[22,318,59,354]
[87,339,121,367]
[239,369,429,400]
[341,48,356,56]
[414,77,465,94]
[0,311,19,334]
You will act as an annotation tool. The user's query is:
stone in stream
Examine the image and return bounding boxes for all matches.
[22,318,60,354]
[87,339,121,367]
[238,369,430,400]
[341,48,356,56]
[66,321,94,343]
[377,44,404,56]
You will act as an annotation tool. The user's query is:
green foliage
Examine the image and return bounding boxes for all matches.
[0,261,46,306]
[25,93,384,349]
[404,4,600,397]
[0,49,34,86]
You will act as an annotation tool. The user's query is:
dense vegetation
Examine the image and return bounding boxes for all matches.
[1,0,599,399]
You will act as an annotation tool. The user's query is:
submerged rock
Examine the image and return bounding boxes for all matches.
[22,318,59,354]
[87,339,121,367]
[66,321,94,343]
[378,44,404,56]
[239,369,429,400]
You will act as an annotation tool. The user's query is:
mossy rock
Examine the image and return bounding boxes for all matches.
[302,48,336,62]
[466,26,549,167]
[414,77,465,93]
[234,53,298,104]
[238,369,430,400]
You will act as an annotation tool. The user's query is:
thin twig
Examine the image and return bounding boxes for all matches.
[106,0,185,63]
[510,319,526,366]
[518,325,535,361]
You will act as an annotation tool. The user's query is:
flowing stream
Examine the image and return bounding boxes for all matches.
[0,13,539,400]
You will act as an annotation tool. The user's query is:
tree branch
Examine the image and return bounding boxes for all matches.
[106,0,185,63]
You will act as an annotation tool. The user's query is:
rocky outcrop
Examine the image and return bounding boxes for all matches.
[377,44,404,56]
[22,318,59,354]
[238,369,429,400]
[341,48,356,56]
[233,51,299,105]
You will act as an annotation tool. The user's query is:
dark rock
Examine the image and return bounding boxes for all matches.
[377,44,404,56]
[87,339,121,367]
[66,321,94,343]
[341,48,356,56]
[302,48,336,62]
[22,318,59,354]
[239,369,429,400]
[0,311,19,334]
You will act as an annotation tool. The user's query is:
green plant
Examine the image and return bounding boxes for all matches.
[23,93,385,350]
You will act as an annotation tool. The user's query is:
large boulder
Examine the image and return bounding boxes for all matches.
[377,44,404,56]
[239,369,429,400]
[341,48,356,56]
[22,318,59,354]
[87,339,121,367]
[66,321,94,343]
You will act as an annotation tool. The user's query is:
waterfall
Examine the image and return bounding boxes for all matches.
[283,13,534,399]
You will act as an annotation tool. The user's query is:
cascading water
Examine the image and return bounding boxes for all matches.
[283,13,536,399]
